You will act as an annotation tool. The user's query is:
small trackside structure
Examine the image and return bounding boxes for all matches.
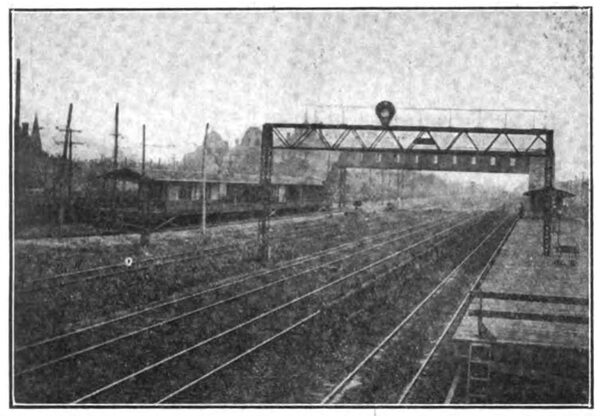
[522,186,575,217]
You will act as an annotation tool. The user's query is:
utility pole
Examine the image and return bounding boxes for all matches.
[55,104,83,224]
[142,124,146,176]
[61,104,73,165]
[14,58,20,137]
[140,123,149,247]
[201,122,209,234]
[67,131,84,206]
[57,103,73,225]
[66,131,84,219]
[113,103,119,169]
[67,130,73,202]
[111,103,120,210]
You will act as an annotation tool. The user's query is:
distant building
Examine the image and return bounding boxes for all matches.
[14,114,51,195]
[14,114,59,226]
[101,167,327,220]
[15,114,43,156]
[239,127,262,147]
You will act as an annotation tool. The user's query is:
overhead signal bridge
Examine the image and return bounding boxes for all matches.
[269,123,551,175]
[259,105,555,262]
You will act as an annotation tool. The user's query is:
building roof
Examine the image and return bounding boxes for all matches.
[102,167,143,182]
[102,167,324,186]
[523,186,576,199]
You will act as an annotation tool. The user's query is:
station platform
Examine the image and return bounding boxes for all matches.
[451,218,590,403]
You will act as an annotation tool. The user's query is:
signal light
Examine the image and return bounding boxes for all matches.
[375,101,396,127]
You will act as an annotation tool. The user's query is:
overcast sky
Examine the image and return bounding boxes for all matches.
[12,9,590,183]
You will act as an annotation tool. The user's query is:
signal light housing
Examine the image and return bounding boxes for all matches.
[375,101,396,127]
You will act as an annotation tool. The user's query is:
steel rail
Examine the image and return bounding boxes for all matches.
[17,244,244,293]
[16,213,456,353]
[72,215,477,404]
[13,208,340,244]
[16,217,348,293]
[18,212,343,287]
[157,311,322,403]
[320,214,509,404]
[250,212,457,265]
[16,214,462,375]
[21,224,317,287]
[164,209,343,235]
[444,365,463,404]
[396,216,517,404]
[154,231,458,404]
[31,245,229,281]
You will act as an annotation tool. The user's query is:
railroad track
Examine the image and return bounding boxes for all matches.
[16,209,341,244]
[15,213,460,360]
[15,214,350,292]
[14,211,445,350]
[159,209,336,234]
[396,215,517,405]
[17,243,246,292]
[14,212,473,403]
[146,211,510,404]
[319,214,516,404]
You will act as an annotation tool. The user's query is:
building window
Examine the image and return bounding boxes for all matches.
[395,154,401,163]
[452,155,458,165]
[377,154,382,162]
[191,184,201,200]
[433,155,438,164]
[278,186,287,203]
[490,157,496,166]
[510,158,516,167]
[415,155,419,163]
[471,156,477,165]
[169,185,180,201]
[178,184,192,200]
[208,183,224,201]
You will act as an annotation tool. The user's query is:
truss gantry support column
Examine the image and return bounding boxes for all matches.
[543,131,555,256]
[258,124,274,262]
[338,167,347,208]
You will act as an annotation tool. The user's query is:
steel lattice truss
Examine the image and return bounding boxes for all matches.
[271,123,550,155]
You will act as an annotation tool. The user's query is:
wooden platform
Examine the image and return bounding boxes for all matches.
[453,218,590,351]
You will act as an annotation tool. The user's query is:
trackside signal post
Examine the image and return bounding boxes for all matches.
[258,102,555,262]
